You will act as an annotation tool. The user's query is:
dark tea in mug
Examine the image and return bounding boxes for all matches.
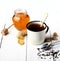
[27,23,45,32]
[26,21,49,45]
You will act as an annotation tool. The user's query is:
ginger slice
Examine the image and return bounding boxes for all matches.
[18,39,24,45]
[52,32,58,40]
[17,30,27,45]
[17,35,24,39]
[17,33,25,45]
[17,30,27,39]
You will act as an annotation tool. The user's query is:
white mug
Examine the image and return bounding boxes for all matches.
[26,21,49,45]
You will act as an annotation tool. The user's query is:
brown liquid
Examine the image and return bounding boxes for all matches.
[27,23,45,32]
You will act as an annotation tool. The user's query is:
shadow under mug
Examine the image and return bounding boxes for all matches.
[26,21,49,45]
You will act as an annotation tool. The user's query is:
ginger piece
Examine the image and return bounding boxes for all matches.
[17,30,27,39]
[17,34,24,39]
[52,36,57,40]
[44,32,58,42]
[52,32,58,40]
[17,31,25,45]
[44,37,51,42]
[53,32,58,36]
[21,30,27,36]
[18,39,24,45]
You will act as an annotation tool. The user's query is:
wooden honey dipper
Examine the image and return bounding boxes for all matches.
[1,24,14,35]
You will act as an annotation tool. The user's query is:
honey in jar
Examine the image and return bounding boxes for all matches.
[12,9,30,31]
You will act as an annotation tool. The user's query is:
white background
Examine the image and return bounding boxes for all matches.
[0,0,60,61]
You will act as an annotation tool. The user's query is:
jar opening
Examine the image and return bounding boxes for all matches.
[14,9,27,15]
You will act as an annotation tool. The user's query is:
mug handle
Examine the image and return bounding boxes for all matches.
[44,23,49,33]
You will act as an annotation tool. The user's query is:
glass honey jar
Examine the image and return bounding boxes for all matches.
[12,9,30,31]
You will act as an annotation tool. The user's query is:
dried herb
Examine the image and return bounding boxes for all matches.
[41,43,53,51]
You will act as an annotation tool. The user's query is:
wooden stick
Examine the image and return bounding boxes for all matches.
[0,24,6,48]
[7,24,14,29]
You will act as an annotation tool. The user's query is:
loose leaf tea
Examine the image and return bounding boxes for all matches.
[37,47,60,60]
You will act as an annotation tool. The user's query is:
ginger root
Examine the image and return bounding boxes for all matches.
[17,30,27,45]
[18,39,24,45]
[44,32,58,42]
[17,30,27,38]
[52,32,58,40]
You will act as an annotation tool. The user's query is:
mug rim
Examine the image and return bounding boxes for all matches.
[26,21,46,32]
